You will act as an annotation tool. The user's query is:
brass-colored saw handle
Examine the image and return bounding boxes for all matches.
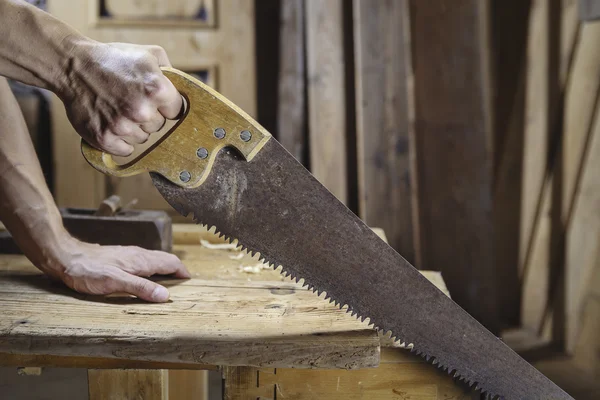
[81,67,271,188]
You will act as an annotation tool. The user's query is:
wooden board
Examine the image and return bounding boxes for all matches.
[88,369,168,400]
[565,97,600,353]
[223,350,475,400]
[520,20,600,349]
[0,275,379,370]
[305,0,348,203]
[352,0,414,261]
[49,0,256,214]
[409,0,497,332]
[278,0,306,163]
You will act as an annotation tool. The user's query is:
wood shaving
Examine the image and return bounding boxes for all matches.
[200,239,238,250]
[238,264,269,274]
[229,253,245,260]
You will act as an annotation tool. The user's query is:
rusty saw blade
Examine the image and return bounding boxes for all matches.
[81,68,571,399]
[151,141,570,400]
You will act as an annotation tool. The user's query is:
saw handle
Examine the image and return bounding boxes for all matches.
[81,67,271,189]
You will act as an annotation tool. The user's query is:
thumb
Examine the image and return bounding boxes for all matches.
[115,271,170,302]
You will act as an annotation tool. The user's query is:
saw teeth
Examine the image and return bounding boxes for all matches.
[185,215,502,400]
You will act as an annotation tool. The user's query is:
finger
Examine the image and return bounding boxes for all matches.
[114,271,171,303]
[140,110,166,134]
[138,250,191,279]
[118,247,191,279]
[112,119,150,144]
[101,135,135,157]
[146,45,172,67]
[155,75,184,120]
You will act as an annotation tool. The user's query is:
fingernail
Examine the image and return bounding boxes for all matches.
[151,286,170,302]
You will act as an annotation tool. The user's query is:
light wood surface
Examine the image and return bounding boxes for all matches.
[565,97,600,354]
[305,0,348,203]
[224,352,475,400]
[88,369,168,400]
[0,274,379,369]
[353,0,414,262]
[0,225,447,371]
[521,20,600,351]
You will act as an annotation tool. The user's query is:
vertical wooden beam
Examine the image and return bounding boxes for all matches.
[490,0,531,327]
[520,0,580,339]
[409,0,498,332]
[278,0,306,163]
[352,0,415,261]
[305,0,348,203]
[88,369,168,400]
[565,93,600,353]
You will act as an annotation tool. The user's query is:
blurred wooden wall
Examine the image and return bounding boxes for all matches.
[264,0,600,374]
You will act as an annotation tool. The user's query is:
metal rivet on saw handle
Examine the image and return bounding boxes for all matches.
[240,130,252,142]
[179,171,191,182]
[214,128,226,139]
[196,147,208,159]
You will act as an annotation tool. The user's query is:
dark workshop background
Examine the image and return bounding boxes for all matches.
[5,0,600,398]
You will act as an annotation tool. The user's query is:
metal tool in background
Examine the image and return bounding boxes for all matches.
[81,67,573,400]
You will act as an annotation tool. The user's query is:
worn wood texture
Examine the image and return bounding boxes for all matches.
[409,0,497,332]
[102,0,215,25]
[305,0,348,203]
[353,0,414,261]
[0,275,379,369]
[224,349,475,400]
[49,0,256,212]
[88,369,168,400]
[278,0,306,162]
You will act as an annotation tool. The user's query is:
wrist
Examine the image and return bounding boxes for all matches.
[52,35,99,99]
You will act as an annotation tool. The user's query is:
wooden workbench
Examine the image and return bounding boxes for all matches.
[0,225,476,399]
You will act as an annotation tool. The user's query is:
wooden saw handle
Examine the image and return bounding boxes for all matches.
[81,67,271,189]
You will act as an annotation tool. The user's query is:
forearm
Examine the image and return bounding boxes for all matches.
[0,0,90,93]
[0,77,71,275]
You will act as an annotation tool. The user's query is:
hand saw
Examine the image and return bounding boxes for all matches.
[81,68,571,400]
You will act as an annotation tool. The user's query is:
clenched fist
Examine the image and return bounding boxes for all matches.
[59,42,183,156]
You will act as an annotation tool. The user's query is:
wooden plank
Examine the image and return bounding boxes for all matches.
[520,0,553,279]
[579,0,600,20]
[490,0,531,327]
[0,352,219,370]
[224,348,475,400]
[521,21,600,348]
[168,370,209,400]
[88,369,168,400]
[565,97,600,352]
[305,0,348,203]
[278,0,306,162]
[0,275,380,369]
[352,0,414,261]
[572,251,600,376]
[409,0,497,332]
[520,0,580,338]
